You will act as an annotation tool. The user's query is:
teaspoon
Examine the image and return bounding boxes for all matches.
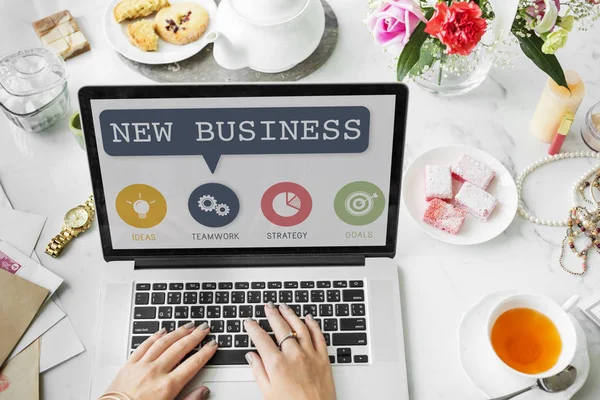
[489,365,577,400]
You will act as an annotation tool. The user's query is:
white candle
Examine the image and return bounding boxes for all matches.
[530,70,586,143]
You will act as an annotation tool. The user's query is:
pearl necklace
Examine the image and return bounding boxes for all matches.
[517,151,600,226]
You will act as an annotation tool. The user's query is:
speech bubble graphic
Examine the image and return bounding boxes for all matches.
[100,106,370,173]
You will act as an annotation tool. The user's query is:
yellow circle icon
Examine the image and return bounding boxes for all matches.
[116,184,167,228]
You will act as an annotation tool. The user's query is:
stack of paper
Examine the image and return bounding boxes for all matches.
[0,180,85,390]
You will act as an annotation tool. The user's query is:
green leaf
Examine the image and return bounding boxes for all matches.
[514,32,569,90]
[408,44,435,77]
[396,10,434,82]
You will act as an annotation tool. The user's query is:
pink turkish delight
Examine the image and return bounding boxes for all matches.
[425,165,452,201]
[451,154,495,189]
[455,182,497,221]
[423,199,466,235]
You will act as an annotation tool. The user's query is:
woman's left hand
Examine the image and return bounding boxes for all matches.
[105,322,218,400]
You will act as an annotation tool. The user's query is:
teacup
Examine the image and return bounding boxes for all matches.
[485,293,578,379]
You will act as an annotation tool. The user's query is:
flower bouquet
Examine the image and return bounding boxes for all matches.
[365,0,600,93]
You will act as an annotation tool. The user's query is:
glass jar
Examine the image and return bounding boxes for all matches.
[581,102,600,152]
[0,47,70,132]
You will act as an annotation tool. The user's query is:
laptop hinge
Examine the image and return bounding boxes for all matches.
[134,254,366,270]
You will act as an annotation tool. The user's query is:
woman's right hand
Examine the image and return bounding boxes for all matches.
[244,302,336,400]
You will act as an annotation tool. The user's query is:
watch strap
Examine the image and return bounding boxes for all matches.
[85,195,96,221]
[45,229,76,258]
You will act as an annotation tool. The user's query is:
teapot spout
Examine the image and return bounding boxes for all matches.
[211,32,249,70]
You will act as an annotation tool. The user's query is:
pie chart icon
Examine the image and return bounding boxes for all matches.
[261,182,312,227]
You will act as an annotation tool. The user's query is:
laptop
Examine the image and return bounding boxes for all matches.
[80,83,409,400]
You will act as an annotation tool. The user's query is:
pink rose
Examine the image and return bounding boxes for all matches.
[365,0,427,55]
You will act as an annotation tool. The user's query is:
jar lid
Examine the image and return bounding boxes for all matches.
[0,47,67,97]
[230,0,308,24]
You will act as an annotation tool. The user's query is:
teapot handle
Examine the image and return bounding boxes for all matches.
[562,295,580,312]
[205,31,219,43]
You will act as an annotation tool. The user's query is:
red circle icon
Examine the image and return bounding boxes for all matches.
[261,182,312,227]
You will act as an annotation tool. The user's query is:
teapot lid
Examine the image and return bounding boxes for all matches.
[230,0,309,24]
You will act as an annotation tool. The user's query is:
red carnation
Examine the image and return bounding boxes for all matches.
[425,1,488,56]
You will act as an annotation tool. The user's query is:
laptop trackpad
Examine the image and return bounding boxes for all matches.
[203,381,262,399]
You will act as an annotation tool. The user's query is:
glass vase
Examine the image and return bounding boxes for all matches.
[413,44,492,96]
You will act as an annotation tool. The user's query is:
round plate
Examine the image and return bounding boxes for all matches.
[402,145,518,245]
[104,0,218,65]
[458,291,590,399]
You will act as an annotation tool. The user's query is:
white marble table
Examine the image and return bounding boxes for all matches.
[1,0,600,399]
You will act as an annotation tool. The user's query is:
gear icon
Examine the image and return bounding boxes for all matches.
[215,203,230,217]
[198,195,217,212]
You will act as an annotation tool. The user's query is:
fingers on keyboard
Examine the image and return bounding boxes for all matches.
[132,280,369,365]
[243,319,279,362]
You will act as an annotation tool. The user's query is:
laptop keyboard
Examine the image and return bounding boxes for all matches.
[130,280,370,365]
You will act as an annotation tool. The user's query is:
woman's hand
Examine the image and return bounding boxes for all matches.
[244,303,337,400]
[105,322,218,400]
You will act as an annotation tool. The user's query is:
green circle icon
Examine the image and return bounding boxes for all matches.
[334,181,386,226]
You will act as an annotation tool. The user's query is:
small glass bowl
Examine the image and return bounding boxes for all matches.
[581,102,600,152]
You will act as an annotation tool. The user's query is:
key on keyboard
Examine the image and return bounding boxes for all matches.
[130,280,370,365]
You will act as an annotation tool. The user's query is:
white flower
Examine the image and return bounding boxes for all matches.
[534,0,559,34]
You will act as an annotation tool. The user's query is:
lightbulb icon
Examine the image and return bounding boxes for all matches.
[126,193,156,219]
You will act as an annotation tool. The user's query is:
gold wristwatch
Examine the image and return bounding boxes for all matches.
[45,195,96,258]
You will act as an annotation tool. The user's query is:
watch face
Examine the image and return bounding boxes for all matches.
[65,207,89,229]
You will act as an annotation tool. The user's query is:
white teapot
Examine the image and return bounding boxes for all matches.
[210,0,325,73]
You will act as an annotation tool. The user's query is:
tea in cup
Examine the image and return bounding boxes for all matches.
[486,294,577,378]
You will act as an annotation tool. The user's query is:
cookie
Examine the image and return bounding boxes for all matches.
[154,2,209,45]
[114,0,170,23]
[127,20,159,52]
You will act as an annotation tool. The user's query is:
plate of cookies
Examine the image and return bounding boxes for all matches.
[402,145,518,245]
[104,0,217,64]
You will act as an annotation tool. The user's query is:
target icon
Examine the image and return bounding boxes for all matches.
[344,191,378,217]
[334,181,385,226]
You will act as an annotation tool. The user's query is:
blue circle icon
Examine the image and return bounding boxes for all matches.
[188,183,240,228]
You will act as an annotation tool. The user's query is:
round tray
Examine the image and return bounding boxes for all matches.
[119,0,338,82]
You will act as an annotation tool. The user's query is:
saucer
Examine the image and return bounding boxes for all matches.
[458,291,590,399]
[402,145,518,245]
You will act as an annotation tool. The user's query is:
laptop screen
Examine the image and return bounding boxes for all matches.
[80,84,407,261]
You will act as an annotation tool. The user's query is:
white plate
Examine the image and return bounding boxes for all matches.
[459,291,590,399]
[104,0,218,65]
[402,145,518,245]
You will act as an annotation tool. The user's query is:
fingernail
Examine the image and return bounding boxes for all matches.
[156,327,167,336]
[245,353,253,365]
[200,387,211,400]
[306,314,314,321]
[209,339,218,347]
[197,322,209,331]
[184,321,195,329]
[267,301,275,309]
[280,303,290,310]
[244,318,253,326]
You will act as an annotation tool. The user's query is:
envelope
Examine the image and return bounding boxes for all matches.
[40,315,85,372]
[0,240,63,298]
[0,339,40,400]
[0,181,11,209]
[7,299,65,362]
[0,207,46,257]
[0,269,48,366]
